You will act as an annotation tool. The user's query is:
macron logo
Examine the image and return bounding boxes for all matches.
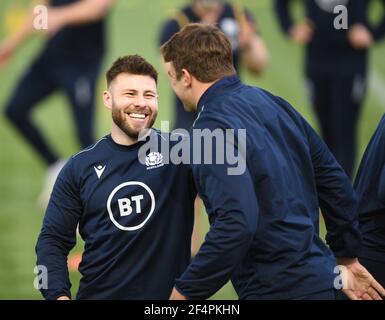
[94,165,106,179]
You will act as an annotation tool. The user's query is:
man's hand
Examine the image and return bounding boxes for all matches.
[337,258,385,300]
[289,20,314,45]
[57,296,70,300]
[169,287,187,300]
[348,24,373,50]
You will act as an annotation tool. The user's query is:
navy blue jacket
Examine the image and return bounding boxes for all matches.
[36,131,195,299]
[175,76,361,299]
[354,115,385,263]
[275,0,385,75]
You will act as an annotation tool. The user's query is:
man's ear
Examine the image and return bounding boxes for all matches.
[103,90,112,110]
[181,68,192,87]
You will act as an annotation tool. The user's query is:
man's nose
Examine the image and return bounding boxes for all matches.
[134,94,146,107]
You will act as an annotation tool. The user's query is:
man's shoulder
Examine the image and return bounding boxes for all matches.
[197,85,305,131]
[205,83,268,110]
[192,106,231,131]
[66,137,111,178]
[71,136,109,162]
[143,128,191,152]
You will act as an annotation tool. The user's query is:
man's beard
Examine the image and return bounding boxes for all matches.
[112,104,157,140]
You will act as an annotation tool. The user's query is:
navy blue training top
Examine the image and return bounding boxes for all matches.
[36,130,195,299]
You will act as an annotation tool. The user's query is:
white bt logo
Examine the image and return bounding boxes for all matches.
[107,181,155,231]
[118,195,144,216]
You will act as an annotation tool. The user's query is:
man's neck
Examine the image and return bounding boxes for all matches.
[192,77,222,109]
[110,123,137,146]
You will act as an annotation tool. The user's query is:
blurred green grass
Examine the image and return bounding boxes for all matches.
[0,0,384,299]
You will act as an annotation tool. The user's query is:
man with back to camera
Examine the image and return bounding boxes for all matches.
[161,23,385,300]
[36,55,196,299]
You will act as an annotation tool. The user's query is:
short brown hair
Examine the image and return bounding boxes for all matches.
[106,55,158,86]
[160,23,236,82]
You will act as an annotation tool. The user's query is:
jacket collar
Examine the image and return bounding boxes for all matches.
[196,75,241,113]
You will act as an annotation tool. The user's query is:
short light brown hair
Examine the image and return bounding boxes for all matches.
[160,23,236,82]
[106,55,158,86]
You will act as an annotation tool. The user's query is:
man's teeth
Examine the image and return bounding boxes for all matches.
[129,113,146,119]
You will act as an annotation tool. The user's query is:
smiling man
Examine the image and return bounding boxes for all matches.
[35,55,196,300]
[1,0,115,207]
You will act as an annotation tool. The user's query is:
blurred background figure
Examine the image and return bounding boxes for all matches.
[275,0,385,177]
[159,0,269,257]
[0,0,115,205]
[160,0,269,130]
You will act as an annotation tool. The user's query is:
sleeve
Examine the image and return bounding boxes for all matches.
[35,158,82,300]
[159,19,181,46]
[174,117,258,299]
[376,117,385,202]
[303,119,362,258]
[354,115,385,208]
[378,165,385,203]
[274,0,294,35]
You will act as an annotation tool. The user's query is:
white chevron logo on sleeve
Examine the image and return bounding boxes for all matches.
[94,165,106,179]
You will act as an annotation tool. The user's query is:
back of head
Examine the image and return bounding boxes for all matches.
[160,23,236,82]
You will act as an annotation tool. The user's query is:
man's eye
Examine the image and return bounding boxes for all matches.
[126,92,135,97]
[145,94,157,99]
